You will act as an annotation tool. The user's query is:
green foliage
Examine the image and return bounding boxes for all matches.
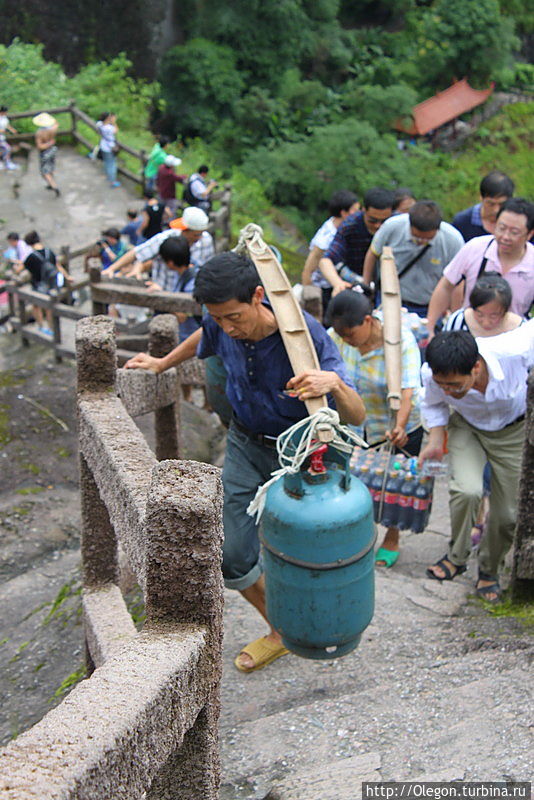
[159,39,244,139]
[241,118,415,232]
[0,39,69,128]
[403,0,518,89]
[340,82,417,133]
[185,0,312,87]
[68,53,158,132]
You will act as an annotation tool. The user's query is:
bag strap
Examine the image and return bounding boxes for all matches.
[456,238,494,286]
[396,244,431,280]
[176,266,196,292]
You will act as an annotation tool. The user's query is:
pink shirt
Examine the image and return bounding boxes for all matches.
[443,235,534,317]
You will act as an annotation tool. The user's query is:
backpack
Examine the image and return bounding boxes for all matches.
[182,175,198,206]
[36,248,59,290]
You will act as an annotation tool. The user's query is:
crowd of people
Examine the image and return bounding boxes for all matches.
[2,124,533,674]
[119,169,533,672]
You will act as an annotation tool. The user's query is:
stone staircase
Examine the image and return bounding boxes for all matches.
[218,503,533,799]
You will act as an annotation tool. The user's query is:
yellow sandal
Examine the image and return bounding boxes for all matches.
[234,636,289,673]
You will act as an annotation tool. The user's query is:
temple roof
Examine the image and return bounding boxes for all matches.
[395,78,494,136]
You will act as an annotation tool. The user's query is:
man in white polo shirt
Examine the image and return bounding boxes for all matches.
[362,200,464,317]
[426,198,534,336]
[419,321,534,603]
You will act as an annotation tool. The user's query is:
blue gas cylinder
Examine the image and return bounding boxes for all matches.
[260,445,375,660]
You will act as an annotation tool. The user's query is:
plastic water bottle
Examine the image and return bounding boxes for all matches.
[421,460,448,478]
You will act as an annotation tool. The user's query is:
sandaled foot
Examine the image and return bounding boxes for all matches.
[234,635,289,673]
[375,547,399,568]
[476,574,501,604]
[426,556,467,582]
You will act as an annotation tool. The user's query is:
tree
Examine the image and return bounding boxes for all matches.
[158,39,244,139]
[404,0,518,89]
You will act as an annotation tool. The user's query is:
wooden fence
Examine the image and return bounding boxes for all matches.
[0,315,224,799]
[5,103,233,236]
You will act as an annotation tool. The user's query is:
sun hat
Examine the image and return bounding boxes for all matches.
[169,206,209,231]
[32,112,57,128]
[164,155,182,167]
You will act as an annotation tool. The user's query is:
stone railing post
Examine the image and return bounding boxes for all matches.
[149,314,181,460]
[89,267,107,316]
[76,317,120,673]
[144,460,223,800]
[511,370,534,602]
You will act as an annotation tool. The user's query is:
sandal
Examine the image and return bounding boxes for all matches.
[375,547,399,568]
[234,636,289,673]
[476,572,502,605]
[426,555,467,582]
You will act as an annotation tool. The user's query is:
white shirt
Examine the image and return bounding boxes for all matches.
[0,114,8,141]
[134,229,215,268]
[421,319,534,431]
[99,123,116,153]
[309,217,337,289]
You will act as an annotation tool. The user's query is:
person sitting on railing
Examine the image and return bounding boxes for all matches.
[14,230,72,335]
[4,232,32,269]
[138,189,169,240]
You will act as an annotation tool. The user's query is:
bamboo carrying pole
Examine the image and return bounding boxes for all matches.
[238,224,333,440]
[380,246,402,412]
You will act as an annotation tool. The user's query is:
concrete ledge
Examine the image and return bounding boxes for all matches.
[0,625,210,800]
[83,584,137,668]
[79,395,157,585]
[116,367,179,417]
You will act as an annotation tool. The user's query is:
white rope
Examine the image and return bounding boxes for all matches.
[233,223,265,255]
[246,408,367,523]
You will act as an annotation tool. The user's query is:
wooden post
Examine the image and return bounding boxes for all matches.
[51,295,62,363]
[69,100,77,139]
[140,148,147,191]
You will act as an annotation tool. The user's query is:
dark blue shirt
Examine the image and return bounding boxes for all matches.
[324,211,373,273]
[452,205,487,242]
[197,307,355,436]
[121,220,145,247]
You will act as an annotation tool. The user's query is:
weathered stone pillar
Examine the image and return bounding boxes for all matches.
[144,460,223,800]
[149,314,181,460]
[511,370,534,602]
[301,284,323,322]
[76,317,120,674]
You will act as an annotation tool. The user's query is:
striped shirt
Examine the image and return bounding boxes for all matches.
[324,211,372,274]
[329,313,422,444]
[135,229,215,268]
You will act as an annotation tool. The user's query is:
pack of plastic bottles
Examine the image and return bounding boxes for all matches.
[350,448,434,533]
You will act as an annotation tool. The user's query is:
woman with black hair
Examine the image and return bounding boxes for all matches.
[328,285,423,568]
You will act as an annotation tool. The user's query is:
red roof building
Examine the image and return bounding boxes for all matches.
[395,78,494,136]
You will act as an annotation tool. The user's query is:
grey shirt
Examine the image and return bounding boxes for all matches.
[371,214,464,305]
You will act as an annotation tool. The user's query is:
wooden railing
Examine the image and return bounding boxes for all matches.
[6,103,148,186]
[0,315,224,799]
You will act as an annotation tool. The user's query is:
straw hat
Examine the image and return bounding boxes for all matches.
[32,112,57,128]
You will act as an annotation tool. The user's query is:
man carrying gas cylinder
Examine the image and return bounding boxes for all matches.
[125,252,366,672]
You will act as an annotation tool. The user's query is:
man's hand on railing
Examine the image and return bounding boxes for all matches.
[145,280,163,293]
[124,352,164,373]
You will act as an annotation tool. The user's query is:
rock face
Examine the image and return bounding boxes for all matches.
[0,0,183,78]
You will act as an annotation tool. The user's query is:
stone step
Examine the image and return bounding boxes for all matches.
[262,760,466,800]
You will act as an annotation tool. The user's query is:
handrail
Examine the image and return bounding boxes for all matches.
[0,316,224,799]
